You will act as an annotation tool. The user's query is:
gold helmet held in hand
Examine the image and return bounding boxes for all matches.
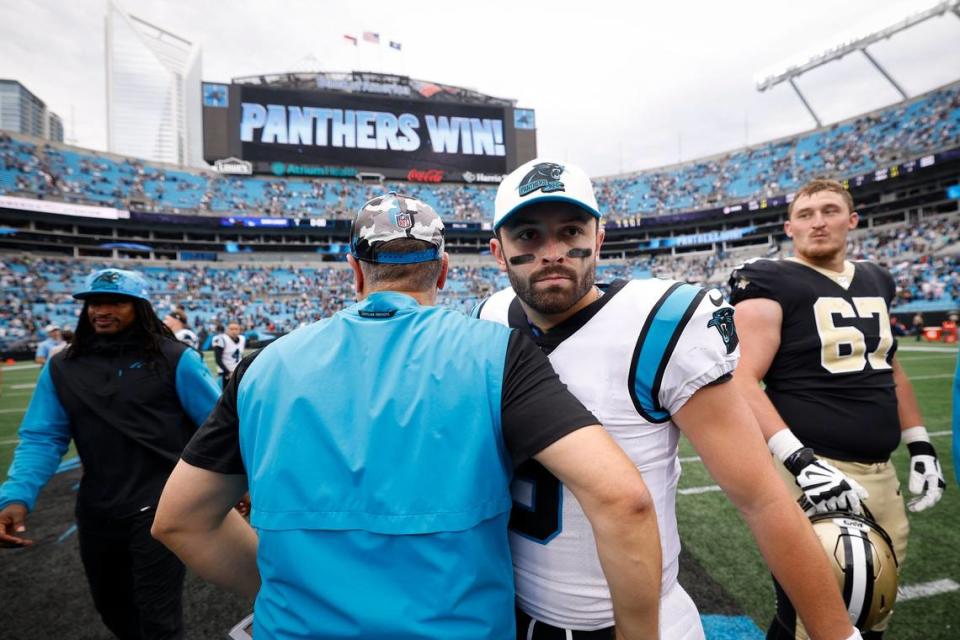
[809,509,899,631]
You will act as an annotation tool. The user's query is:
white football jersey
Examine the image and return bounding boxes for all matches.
[174,328,199,349]
[212,333,246,374]
[477,278,739,630]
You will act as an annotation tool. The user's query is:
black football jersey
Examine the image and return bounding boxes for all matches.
[729,258,899,462]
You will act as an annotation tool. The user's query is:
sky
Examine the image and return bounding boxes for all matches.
[1,0,959,177]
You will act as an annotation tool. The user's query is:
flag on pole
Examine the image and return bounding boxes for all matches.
[363,31,380,44]
[389,40,402,51]
[343,34,358,46]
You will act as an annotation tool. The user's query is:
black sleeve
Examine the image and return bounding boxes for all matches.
[182,350,261,474]
[212,345,226,371]
[500,331,599,466]
[728,259,782,306]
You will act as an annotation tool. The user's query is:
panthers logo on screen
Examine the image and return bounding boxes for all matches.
[518,162,565,197]
[708,307,738,354]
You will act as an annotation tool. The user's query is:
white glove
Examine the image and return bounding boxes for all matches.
[902,426,945,513]
[769,429,869,516]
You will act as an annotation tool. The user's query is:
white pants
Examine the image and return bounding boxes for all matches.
[519,581,704,639]
[661,582,706,640]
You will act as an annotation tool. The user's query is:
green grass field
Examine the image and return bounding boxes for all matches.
[1,347,957,637]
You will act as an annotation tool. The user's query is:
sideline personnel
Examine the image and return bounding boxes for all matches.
[0,268,221,640]
[153,193,662,640]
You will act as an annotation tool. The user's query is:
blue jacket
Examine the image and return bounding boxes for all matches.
[0,332,220,518]
[239,292,517,639]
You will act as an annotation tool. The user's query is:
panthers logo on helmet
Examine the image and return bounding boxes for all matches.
[518,162,566,197]
[707,307,739,354]
[91,271,122,291]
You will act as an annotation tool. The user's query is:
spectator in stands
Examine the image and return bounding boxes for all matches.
[0,268,221,640]
[34,324,64,364]
[0,212,956,350]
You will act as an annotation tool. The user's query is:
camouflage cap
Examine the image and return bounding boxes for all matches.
[350,192,445,264]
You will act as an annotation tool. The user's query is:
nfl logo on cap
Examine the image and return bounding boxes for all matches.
[396,212,413,229]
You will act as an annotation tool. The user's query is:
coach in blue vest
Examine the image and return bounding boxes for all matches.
[152,193,663,639]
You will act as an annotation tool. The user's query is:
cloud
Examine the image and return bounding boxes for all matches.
[1,0,956,175]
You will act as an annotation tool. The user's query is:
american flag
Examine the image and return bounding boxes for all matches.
[363,31,380,44]
[389,41,402,51]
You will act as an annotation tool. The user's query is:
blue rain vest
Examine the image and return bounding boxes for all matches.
[238,292,516,639]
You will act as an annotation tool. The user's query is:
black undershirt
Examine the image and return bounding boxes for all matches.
[183,330,597,474]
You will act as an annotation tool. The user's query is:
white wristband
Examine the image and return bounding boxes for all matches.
[844,628,863,640]
[767,429,805,463]
[901,426,929,445]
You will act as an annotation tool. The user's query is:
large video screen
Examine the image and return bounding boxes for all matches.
[207,84,513,175]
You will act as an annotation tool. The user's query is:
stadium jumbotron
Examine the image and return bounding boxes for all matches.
[1,1,960,639]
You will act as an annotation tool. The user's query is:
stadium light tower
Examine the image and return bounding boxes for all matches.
[755,0,960,127]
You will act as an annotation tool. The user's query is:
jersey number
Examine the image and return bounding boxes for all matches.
[509,460,562,543]
[813,297,893,374]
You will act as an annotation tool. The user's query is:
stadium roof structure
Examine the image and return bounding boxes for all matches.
[230,70,516,107]
[755,0,960,126]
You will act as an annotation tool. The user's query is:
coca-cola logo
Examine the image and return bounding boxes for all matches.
[407,168,444,183]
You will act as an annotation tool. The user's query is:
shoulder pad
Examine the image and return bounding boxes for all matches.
[475,287,516,325]
[728,258,784,305]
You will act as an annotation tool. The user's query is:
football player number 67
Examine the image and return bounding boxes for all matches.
[813,297,894,374]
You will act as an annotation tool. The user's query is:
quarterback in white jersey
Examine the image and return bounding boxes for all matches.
[477,158,864,640]
[212,322,245,386]
[479,278,734,634]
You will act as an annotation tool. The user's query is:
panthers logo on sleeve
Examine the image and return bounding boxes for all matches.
[708,307,738,354]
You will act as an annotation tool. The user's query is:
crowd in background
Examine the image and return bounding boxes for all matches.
[2,82,958,222]
[2,214,957,352]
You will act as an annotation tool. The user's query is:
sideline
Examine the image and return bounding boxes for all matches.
[897,345,958,353]
[1,363,41,372]
[899,579,960,602]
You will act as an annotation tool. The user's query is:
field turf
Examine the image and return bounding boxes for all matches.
[0,347,957,638]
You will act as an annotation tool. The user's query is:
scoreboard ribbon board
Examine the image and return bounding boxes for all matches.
[205,83,515,175]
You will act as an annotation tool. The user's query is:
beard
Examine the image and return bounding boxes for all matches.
[798,236,846,261]
[506,261,597,316]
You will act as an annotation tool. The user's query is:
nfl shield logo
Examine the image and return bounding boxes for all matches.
[396,212,413,229]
